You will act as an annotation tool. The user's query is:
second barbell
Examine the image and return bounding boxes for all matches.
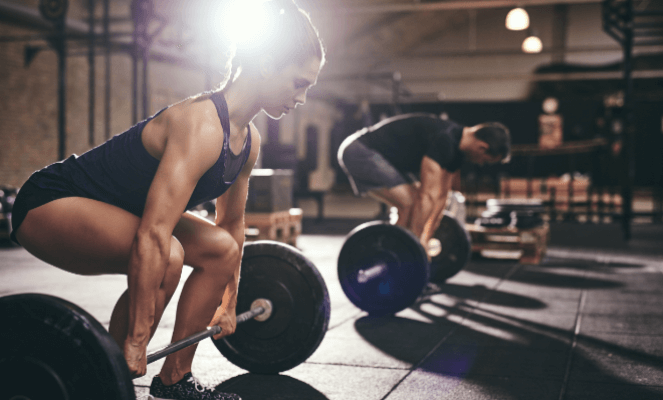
[337,212,471,315]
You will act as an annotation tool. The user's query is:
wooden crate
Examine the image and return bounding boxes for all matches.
[499,177,591,201]
[244,208,303,247]
[465,223,550,264]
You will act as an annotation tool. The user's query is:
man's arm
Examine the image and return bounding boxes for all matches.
[211,124,261,331]
[409,156,455,245]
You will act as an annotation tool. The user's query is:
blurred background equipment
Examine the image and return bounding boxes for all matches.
[468,198,550,264]
[0,187,18,245]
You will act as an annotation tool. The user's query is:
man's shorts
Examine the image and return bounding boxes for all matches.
[337,129,415,197]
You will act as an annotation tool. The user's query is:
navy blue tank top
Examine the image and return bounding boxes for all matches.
[30,91,252,217]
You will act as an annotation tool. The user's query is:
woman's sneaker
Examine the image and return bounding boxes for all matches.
[149,372,241,400]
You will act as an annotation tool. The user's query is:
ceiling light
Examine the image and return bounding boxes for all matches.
[506,7,529,31]
[522,35,542,53]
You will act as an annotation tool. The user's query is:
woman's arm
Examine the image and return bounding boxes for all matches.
[211,123,261,329]
[125,103,222,374]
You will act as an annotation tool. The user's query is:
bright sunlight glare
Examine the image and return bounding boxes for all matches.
[216,0,274,49]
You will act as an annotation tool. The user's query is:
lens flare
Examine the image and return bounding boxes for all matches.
[217,0,273,48]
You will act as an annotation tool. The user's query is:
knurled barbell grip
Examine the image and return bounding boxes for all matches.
[146,305,266,365]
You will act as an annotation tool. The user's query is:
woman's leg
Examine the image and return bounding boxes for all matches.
[14,196,185,347]
[108,239,184,346]
[158,212,240,385]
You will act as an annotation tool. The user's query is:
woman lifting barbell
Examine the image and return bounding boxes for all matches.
[10,1,325,399]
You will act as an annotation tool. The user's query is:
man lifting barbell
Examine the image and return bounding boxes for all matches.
[8,1,324,399]
[338,114,512,254]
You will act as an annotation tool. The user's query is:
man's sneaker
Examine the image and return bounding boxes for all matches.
[149,372,241,400]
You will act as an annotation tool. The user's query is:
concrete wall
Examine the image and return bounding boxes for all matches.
[259,99,341,191]
[0,0,209,188]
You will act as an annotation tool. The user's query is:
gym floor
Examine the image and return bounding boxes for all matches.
[2,212,663,399]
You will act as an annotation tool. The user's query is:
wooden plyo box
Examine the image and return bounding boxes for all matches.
[465,223,550,264]
[244,208,303,247]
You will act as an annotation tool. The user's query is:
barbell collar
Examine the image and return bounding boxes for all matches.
[357,263,387,283]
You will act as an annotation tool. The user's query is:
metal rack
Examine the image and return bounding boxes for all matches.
[0,0,214,160]
[602,0,663,239]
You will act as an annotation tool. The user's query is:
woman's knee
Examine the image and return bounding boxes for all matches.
[215,229,241,266]
[196,228,240,278]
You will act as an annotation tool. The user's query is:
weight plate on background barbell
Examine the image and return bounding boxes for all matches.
[213,241,330,374]
[0,293,135,400]
[39,0,69,21]
[429,213,472,283]
[338,221,429,315]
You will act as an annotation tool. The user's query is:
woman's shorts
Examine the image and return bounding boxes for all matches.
[10,177,77,245]
[337,129,414,197]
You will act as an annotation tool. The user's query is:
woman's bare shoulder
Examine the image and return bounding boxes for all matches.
[143,96,224,160]
[168,97,220,131]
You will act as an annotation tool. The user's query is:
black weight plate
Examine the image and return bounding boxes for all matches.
[39,0,68,21]
[213,241,330,374]
[430,213,472,283]
[0,293,135,400]
[338,221,429,315]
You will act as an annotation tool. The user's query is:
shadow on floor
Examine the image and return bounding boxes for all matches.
[215,373,329,400]
[426,283,547,309]
[355,291,663,399]
[541,259,646,270]
[464,262,625,290]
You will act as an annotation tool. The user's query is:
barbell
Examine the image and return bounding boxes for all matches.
[0,241,330,400]
[337,191,471,315]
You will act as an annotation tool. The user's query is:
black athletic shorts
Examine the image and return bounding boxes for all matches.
[337,129,416,197]
[10,176,78,245]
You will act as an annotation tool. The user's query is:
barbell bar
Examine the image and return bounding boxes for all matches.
[145,299,272,364]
